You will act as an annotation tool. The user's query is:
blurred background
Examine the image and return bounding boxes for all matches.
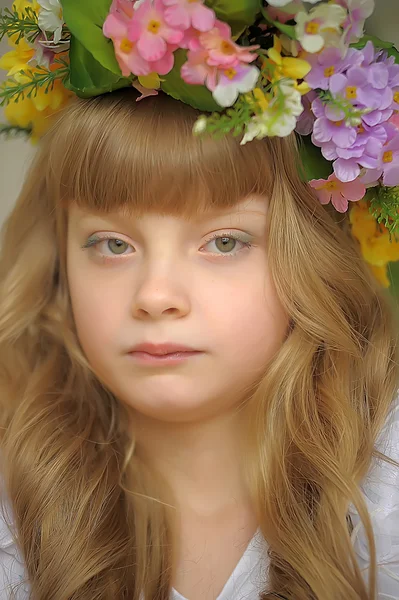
[1,0,399,294]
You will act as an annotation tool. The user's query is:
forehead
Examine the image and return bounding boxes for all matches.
[68,195,268,226]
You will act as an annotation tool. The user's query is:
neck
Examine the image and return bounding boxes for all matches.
[131,407,253,517]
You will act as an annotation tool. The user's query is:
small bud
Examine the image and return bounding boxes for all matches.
[193,115,207,135]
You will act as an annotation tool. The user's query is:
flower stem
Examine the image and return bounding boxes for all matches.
[0,63,70,106]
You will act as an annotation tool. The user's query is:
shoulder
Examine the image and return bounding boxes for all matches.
[0,477,30,599]
[349,390,399,599]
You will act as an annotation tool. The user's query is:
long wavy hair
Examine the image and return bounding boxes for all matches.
[0,88,398,600]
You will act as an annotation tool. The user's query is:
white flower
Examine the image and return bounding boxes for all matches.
[240,82,303,144]
[37,0,64,44]
[213,64,259,108]
[295,3,347,53]
[279,83,304,117]
[241,111,297,144]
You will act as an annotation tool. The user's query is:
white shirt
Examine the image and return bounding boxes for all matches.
[0,397,398,600]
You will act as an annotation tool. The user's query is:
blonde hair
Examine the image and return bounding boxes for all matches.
[0,88,398,600]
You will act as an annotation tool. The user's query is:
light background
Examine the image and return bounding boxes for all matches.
[0,0,398,226]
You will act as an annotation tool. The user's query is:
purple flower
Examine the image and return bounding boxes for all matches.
[303,39,399,186]
[329,65,393,113]
[305,47,362,91]
[360,131,399,186]
[313,113,356,148]
[336,0,375,44]
[360,39,377,66]
[311,96,389,182]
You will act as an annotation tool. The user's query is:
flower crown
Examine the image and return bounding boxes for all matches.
[2,0,399,290]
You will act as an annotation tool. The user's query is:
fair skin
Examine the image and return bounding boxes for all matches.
[67,195,289,599]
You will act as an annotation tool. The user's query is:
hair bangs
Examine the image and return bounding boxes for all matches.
[44,88,274,220]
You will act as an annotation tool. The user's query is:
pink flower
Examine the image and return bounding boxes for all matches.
[163,0,215,32]
[128,0,183,63]
[181,48,217,89]
[181,48,259,106]
[180,19,259,107]
[103,10,152,77]
[200,21,259,67]
[310,173,366,212]
[179,26,202,50]
[108,0,136,19]
[212,63,260,107]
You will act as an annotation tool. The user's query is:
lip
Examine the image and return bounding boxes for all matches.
[128,350,202,366]
[128,342,199,355]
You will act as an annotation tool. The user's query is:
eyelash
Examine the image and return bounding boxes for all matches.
[81,231,253,263]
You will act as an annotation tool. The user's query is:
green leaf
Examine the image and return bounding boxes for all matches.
[64,35,132,98]
[270,21,296,38]
[205,0,260,36]
[296,135,333,182]
[259,6,297,39]
[387,260,399,301]
[61,0,122,76]
[351,35,399,63]
[161,49,222,112]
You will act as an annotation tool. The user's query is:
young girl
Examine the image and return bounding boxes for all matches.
[0,88,398,600]
[1,1,399,599]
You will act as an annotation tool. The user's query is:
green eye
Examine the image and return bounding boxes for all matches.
[107,239,129,254]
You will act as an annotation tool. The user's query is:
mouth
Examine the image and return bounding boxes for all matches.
[128,350,203,365]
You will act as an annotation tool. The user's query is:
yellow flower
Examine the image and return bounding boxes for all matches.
[4,87,72,143]
[267,36,311,95]
[2,53,74,143]
[370,265,390,288]
[12,0,40,15]
[0,1,42,75]
[0,37,35,76]
[13,67,71,111]
[349,199,399,288]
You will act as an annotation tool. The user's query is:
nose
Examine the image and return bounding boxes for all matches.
[131,262,191,320]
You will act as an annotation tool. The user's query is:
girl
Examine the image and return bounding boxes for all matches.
[0,88,398,600]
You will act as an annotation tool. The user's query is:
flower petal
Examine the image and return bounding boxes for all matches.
[331,191,349,213]
[191,3,215,32]
[151,51,174,75]
[301,33,325,54]
[340,179,366,201]
[383,163,399,186]
[212,82,239,107]
[317,188,333,205]
[163,4,190,30]
[334,158,360,182]
[137,31,167,61]
[236,66,259,94]
[103,13,127,39]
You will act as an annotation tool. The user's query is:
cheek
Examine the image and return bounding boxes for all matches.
[67,265,122,360]
[212,273,288,364]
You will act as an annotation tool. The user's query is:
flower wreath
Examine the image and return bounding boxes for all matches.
[1,0,399,289]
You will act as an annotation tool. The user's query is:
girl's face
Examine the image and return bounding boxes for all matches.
[67,196,289,422]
